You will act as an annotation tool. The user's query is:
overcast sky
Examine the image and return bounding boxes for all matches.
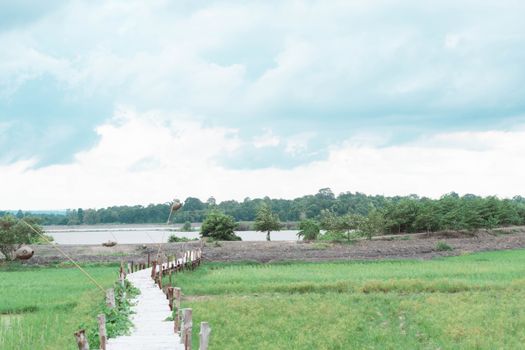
[1,0,525,209]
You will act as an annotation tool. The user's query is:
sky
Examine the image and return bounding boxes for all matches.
[1,0,525,210]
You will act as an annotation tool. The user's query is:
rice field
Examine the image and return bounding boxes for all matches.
[169,250,525,349]
[0,263,119,350]
[3,250,525,349]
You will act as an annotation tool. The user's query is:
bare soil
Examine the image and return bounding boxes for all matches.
[17,226,525,265]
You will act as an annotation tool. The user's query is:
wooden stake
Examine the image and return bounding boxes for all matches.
[174,287,182,333]
[199,322,211,350]
[98,314,107,350]
[148,253,151,267]
[151,260,157,279]
[159,266,163,289]
[131,261,134,273]
[106,288,116,309]
[74,329,90,350]
[167,287,174,309]
[127,262,131,274]
[181,308,192,349]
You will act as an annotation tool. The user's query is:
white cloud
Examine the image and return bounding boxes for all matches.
[2,1,525,208]
[2,0,525,116]
[1,109,524,209]
[252,128,280,148]
[284,132,315,155]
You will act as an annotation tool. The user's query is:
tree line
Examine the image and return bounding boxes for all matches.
[3,189,525,234]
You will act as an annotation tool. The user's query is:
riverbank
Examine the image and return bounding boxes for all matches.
[21,226,525,264]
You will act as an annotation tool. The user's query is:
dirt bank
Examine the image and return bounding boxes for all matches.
[18,227,525,265]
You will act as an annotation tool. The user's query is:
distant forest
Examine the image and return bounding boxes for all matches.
[3,189,525,234]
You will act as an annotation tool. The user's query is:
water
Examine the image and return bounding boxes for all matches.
[46,226,300,244]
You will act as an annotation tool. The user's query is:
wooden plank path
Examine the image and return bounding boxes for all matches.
[103,250,207,350]
[106,267,185,350]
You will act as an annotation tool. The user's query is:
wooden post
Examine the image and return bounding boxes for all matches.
[159,265,163,289]
[147,253,151,267]
[119,262,126,288]
[181,308,192,349]
[119,272,125,290]
[167,286,174,309]
[131,261,134,273]
[106,288,116,309]
[151,260,157,279]
[127,262,131,274]
[199,322,211,350]
[98,314,107,350]
[174,287,182,333]
[74,329,90,350]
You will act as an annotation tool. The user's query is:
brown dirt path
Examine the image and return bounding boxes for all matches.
[20,227,525,265]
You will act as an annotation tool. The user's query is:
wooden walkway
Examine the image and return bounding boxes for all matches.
[106,267,185,350]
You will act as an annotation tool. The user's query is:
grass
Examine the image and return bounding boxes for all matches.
[166,250,525,349]
[82,279,140,348]
[435,241,453,251]
[0,263,121,350]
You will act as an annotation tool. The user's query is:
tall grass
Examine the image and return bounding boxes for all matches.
[0,263,119,350]
[167,250,525,349]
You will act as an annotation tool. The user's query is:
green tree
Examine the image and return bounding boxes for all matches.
[357,209,385,240]
[320,210,363,241]
[0,215,43,261]
[200,211,240,241]
[254,204,282,241]
[413,199,439,232]
[77,208,84,224]
[83,209,99,225]
[297,219,320,240]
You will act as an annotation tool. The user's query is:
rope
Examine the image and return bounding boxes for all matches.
[20,219,106,293]
[157,200,179,262]
[109,230,119,243]
[145,232,164,262]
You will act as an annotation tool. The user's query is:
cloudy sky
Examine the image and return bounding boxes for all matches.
[1,0,525,209]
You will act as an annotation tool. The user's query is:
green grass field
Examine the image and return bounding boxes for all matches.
[2,251,525,349]
[0,263,119,350]
[169,250,525,349]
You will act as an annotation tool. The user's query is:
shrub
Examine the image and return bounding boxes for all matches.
[318,230,349,242]
[297,219,320,240]
[180,221,193,232]
[167,235,198,243]
[201,211,241,241]
[436,241,453,251]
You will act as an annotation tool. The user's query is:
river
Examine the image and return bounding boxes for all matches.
[45,225,300,244]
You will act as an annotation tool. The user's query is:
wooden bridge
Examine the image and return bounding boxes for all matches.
[75,250,210,350]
